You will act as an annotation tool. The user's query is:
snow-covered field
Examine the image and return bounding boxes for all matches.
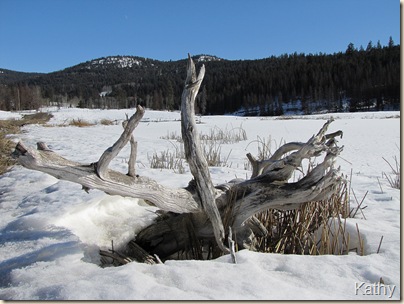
[0,107,400,300]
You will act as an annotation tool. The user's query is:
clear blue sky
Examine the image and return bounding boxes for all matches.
[0,0,399,73]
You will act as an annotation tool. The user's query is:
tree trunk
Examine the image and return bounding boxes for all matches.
[12,54,344,263]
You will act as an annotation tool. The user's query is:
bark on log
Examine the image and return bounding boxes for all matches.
[12,54,345,261]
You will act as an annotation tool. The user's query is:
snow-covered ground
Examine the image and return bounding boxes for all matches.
[0,107,400,300]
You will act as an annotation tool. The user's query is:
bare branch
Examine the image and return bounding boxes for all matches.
[97,105,144,179]
[181,54,229,253]
[122,116,138,177]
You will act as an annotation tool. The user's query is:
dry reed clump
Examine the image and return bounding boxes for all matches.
[161,124,248,144]
[148,143,186,174]
[202,141,232,167]
[251,178,359,255]
[148,141,232,172]
[157,125,248,170]
[220,172,366,258]
[68,118,96,127]
[200,125,247,144]
[161,131,183,142]
[235,139,366,257]
[382,156,400,189]
[49,118,115,127]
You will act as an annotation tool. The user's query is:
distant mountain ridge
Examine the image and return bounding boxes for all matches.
[64,54,224,72]
[0,45,400,115]
[1,54,223,77]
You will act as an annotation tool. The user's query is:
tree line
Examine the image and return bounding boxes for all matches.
[0,37,399,115]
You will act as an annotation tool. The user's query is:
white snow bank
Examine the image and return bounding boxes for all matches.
[0,108,400,300]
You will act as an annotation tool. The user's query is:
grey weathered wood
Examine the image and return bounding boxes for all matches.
[228,227,237,264]
[14,140,201,214]
[122,117,138,177]
[181,54,229,253]
[127,139,137,177]
[97,105,144,179]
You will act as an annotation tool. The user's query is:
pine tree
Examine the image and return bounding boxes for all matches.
[388,36,394,48]
[346,43,356,55]
[366,41,373,52]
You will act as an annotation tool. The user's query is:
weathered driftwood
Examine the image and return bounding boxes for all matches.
[13,54,344,263]
[181,56,228,253]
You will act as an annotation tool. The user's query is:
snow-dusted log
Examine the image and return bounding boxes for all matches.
[12,54,345,261]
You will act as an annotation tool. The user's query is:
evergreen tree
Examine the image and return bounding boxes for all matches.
[346,42,356,55]
[388,36,394,48]
[366,41,373,51]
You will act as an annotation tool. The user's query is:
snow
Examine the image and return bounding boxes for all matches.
[0,107,400,300]
[196,55,222,62]
[89,56,143,69]
[0,110,21,120]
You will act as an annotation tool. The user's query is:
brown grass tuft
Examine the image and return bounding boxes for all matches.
[68,118,95,127]
[100,119,116,126]
[0,112,53,175]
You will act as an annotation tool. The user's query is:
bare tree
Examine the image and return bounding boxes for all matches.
[13,54,344,262]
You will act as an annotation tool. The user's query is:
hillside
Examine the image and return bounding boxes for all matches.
[0,44,400,115]
[0,69,43,84]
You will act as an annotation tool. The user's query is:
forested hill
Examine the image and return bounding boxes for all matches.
[0,42,399,115]
[0,69,43,85]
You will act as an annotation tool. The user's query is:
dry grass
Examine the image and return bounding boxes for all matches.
[383,155,400,189]
[161,131,183,142]
[47,118,115,127]
[251,179,360,255]
[148,143,186,174]
[203,141,232,167]
[100,118,116,126]
[161,125,248,145]
[68,118,95,127]
[0,112,53,175]
[148,139,232,172]
[200,125,247,144]
[0,120,20,175]
[158,125,246,169]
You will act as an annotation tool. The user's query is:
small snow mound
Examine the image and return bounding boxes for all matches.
[54,195,158,249]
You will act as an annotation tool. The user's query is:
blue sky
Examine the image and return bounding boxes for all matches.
[0,0,399,73]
